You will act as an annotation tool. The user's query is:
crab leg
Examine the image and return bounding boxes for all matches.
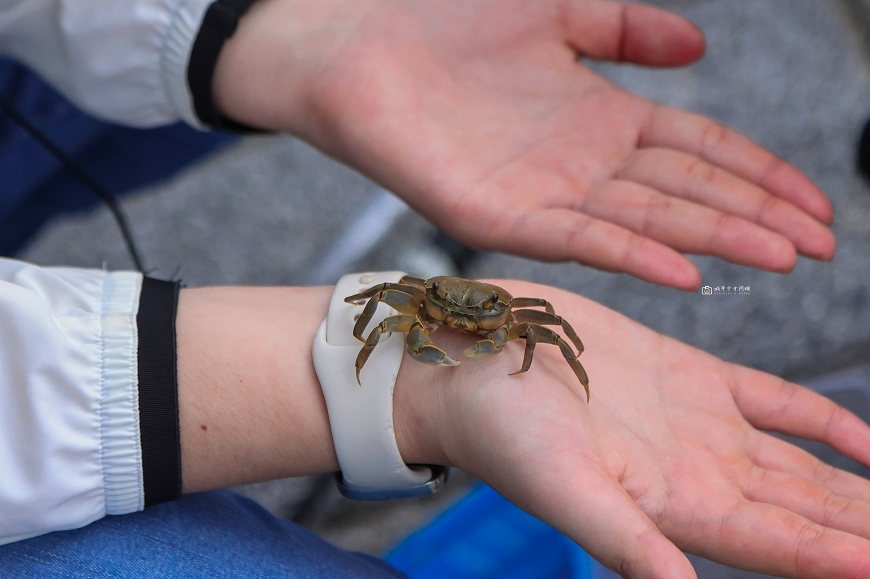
[345,284,425,342]
[512,309,584,354]
[399,275,427,287]
[511,297,556,315]
[464,327,508,358]
[508,323,589,402]
[344,283,425,305]
[509,323,536,375]
[406,322,460,368]
[355,314,419,384]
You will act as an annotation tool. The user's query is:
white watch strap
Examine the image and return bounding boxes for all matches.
[313,272,447,500]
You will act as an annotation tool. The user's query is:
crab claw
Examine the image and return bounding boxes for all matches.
[412,344,460,367]
[464,327,508,359]
[404,323,459,367]
[464,339,503,358]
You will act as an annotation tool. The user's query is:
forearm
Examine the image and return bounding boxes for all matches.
[211,0,353,135]
[177,285,339,491]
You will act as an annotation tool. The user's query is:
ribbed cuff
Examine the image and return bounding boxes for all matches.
[137,277,182,507]
[161,0,215,129]
[187,0,265,132]
[162,0,266,132]
[99,271,145,516]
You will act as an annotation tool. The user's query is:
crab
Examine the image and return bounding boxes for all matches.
[345,275,589,401]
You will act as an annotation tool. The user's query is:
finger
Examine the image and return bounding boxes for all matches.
[505,463,697,579]
[741,464,870,541]
[749,432,870,504]
[581,180,798,272]
[640,105,835,226]
[617,148,836,260]
[685,500,870,578]
[565,1,706,67]
[461,208,702,290]
[729,366,870,469]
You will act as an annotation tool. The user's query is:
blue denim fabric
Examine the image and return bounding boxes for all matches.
[0,491,408,579]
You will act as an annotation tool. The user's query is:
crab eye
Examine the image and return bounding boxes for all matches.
[490,293,499,304]
[431,282,440,293]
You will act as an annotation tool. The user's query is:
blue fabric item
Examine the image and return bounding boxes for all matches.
[386,484,599,579]
[0,58,235,256]
[0,491,409,579]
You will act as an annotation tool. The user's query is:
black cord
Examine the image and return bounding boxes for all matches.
[0,93,146,273]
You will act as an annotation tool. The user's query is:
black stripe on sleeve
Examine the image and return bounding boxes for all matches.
[188,0,264,133]
[137,277,182,507]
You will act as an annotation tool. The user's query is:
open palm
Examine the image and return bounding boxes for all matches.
[218,0,836,289]
[401,281,870,578]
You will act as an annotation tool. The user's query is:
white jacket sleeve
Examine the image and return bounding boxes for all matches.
[0,0,212,128]
[0,258,144,545]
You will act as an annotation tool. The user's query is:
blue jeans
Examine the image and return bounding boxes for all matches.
[0,491,408,578]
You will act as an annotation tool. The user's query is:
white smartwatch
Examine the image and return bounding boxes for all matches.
[312,271,448,500]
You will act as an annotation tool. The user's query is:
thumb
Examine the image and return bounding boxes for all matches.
[565,1,706,67]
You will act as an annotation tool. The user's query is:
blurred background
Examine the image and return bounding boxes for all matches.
[3,0,870,577]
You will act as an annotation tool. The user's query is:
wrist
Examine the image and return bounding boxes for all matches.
[392,279,568,472]
[392,316,520,470]
[211,0,379,135]
[392,350,451,467]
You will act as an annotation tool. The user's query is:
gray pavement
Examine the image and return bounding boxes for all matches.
[15,0,870,577]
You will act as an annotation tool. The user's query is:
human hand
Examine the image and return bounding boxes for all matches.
[214,0,835,290]
[394,280,870,578]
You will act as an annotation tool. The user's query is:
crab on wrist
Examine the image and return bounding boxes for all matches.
[345,275,590,401]
[313,272,590,501]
